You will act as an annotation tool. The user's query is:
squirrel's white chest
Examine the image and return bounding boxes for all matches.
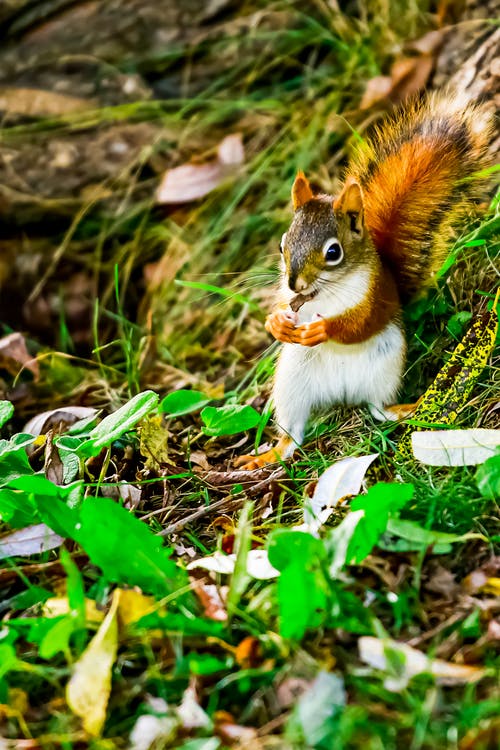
[272,321,406,444]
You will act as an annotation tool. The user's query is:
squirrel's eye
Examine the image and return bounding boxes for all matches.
[323,238,344,265]
[280,232,287,254]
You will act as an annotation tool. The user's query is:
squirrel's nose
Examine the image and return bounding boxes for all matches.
[288,274,309,293]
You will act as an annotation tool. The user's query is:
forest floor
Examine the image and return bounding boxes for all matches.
[0,1,499,748]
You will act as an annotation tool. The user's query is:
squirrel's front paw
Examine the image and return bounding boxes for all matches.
[265,309,298,343]
[291,316,329,347]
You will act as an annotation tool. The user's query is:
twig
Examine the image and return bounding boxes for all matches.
[158,466,287,536]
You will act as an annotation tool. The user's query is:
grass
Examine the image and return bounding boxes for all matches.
[0,0,499,747]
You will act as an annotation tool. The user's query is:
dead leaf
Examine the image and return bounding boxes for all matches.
[177,683,212,730]
[116,588,156,628]
[139,415,170,470]
[0,332,39,380]
[24,406,97,437]
[303,453,378,533]
[187,549,279,580]
[191,579,228,622]
[129,711,178,750]
[0,88,97,118]
[66,589,120,736]
[235,636,262,669]
[412,429,500,466]
[0,524,63,560]
[43,596,104,625]
[359,636,487,691]
[155,133,244,204]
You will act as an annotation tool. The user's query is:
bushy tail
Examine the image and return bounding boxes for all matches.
[346,91,494,300]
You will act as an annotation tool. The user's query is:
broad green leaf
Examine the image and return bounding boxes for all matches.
[268,530,328,640]
[76,496,187,598]
[77,391,159,457]
[0,434,35,485]
[0,643,18,679]
[0,488,38,528]
[201,404,260,436]
[9,476,83,538]
[0,401,14,428]
[476,453,500,499]
[347,483,414,564]
[39,615,75,659]
[159,389,211,417]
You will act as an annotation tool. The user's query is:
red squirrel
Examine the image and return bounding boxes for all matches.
[236,92,493,469]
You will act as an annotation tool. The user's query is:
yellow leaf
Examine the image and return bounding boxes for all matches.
[43,596,104,625]
[66,589,120,736]
[116,588,156,628]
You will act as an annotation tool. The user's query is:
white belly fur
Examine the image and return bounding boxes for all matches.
[272,321,406,446]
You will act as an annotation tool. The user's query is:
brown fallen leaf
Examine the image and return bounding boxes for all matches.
[155,133,244,204]
[0,88,97,118]
[190,577,228,622]
[0,332,39,380]
[24,406,97,438]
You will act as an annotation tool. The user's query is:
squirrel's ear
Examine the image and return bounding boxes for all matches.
[333,178,364,236]
[292,171,314,210]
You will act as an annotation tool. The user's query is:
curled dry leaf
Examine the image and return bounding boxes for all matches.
[66,589,120,736]
[24,406,97,437]
[0,524,63,560]
[412,429,500,466]
[358,636,487,691]
[155,133,244,204]
[0,332,39,381]
[177,683,212,730]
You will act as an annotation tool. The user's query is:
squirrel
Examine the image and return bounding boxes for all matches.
[236,91,493,470]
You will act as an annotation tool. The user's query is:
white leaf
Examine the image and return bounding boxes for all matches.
[412,429,500,466]
[187,552,236,575]
[246,549,280,580]
[186,549,279,580]
[359,636,486,692]
[129,714,178,750]
[0,524,63,559]
[304,453,378,533]
[327,510,365,578]
[217,133,244,166]
[177,685,212,730]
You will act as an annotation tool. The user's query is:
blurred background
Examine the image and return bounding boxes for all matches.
[0,0,497,419]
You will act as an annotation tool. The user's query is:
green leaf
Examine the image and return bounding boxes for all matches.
[227,502,252,618]
[76,496,188,598]
[0,643,18,679]
[268,530,328,640]
[39,616,75,659]
[476,452,500,500]
[385,518,475,547]
[201,404,260,436]
[0,401,14,429]
[347,483,414,564]
[77,391,159,458]
[0,434,35,485]
[159,390,211,417]
[0,488,38,528]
